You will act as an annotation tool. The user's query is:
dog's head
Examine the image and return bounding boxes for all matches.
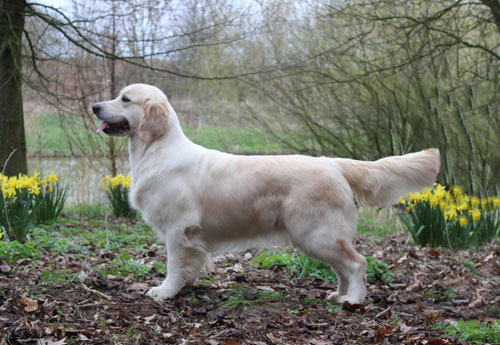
[92,84,170,143]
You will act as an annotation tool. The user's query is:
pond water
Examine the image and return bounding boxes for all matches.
[28,156,129,205]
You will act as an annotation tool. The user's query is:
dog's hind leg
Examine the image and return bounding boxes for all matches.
[287,204,367,304]
[147,226,207,301]
[293,231,367,304]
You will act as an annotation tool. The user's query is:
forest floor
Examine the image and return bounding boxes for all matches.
[0,213,499,345]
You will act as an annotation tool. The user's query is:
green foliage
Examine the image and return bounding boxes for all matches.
[64,203,105,218]
[33,181,68,225]
[0,187,38,242]
[0,240,41,263]
[104,251,151,278]
[357,209,400,236]
[400,184,500,249]
[1,172,67,242]
[442,319,500,344]
[102,175,136,218]
[183,126,286,154]
[221,288,285,310]
[253,248,337,282]
[33,228,88,255]
[254,249,393,284]
[366,256,393,284]
[41,269,80,285]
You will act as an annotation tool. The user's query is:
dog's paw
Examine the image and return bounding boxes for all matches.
[146,286,175,301]
[334,295,364,305]
[326,291,344,301]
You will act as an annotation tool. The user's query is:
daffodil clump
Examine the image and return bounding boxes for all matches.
[399,183,500,249]
[102,174,135,218]
[0,172,67,242]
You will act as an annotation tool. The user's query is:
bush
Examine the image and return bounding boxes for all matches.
[102,174,136,218]
[33,172,69,224]
[399,183,500,249]
[0,172,67,242]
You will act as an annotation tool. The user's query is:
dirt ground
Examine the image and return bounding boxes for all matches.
[1,220,499,345]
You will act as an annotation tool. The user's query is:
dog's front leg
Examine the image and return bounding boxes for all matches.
[147,226,206,301]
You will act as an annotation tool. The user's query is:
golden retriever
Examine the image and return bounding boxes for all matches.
[92,83,440,304]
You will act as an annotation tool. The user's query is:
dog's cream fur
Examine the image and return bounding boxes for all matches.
[93,83,440,304]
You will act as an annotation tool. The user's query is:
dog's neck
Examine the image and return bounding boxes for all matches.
[127,110,194,179]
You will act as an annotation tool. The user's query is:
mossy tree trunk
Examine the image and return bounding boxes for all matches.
[0,1,27,176]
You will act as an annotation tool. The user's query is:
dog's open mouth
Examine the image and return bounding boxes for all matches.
[96,120,130,136]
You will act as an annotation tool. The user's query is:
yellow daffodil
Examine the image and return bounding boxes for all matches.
[47,172,58,183]
[458,216,468,226]
[470,209,481,222]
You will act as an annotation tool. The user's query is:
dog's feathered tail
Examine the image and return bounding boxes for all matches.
[337,148,440,207]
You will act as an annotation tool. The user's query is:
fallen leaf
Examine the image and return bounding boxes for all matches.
[0,263,11,273]
[223,339,241,345]
[310,340,331,345]
[128,282,149,291]
[256,285,275,292]
[21,293,38,312]
[36,338,66,345]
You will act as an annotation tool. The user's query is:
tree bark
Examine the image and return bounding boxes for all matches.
[0,1,27,176]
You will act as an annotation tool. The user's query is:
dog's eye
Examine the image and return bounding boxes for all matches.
[122,95,131,103]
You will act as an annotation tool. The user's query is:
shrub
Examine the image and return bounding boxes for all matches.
[33,172,68,224]
[102,174,136,218]
[0,172,67,242]
[399,183,500,249]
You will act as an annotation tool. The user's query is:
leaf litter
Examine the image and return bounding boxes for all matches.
[0,217,498,345]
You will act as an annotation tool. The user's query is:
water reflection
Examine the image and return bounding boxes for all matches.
[28,156,129,205]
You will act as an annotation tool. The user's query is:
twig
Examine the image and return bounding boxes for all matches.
[82,284,113,300]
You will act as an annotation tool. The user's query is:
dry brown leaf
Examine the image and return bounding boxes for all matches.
[21,293,38,312]
[36,338,66,345]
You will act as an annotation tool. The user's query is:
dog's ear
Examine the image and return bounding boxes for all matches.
[140,97,170,143]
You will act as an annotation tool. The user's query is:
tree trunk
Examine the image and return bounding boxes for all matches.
[0,1,27,176]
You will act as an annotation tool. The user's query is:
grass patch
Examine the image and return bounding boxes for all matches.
[357,208,400,236]
[26,113,289,156]
[64,203,106,218]
[41,269,80,285]
[184,126,286,154]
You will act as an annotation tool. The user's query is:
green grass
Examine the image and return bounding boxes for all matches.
[357,208,400,236]
[26,113,290,156]
[220,287,285,310]
[41,269,80,285]
[64,203,106,218]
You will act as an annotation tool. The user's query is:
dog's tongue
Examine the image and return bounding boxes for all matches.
[96,122,109,133]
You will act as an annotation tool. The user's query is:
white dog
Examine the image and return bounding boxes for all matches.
[93,83,440,304]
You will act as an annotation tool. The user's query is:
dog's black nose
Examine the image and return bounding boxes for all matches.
[92,104,101,115]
